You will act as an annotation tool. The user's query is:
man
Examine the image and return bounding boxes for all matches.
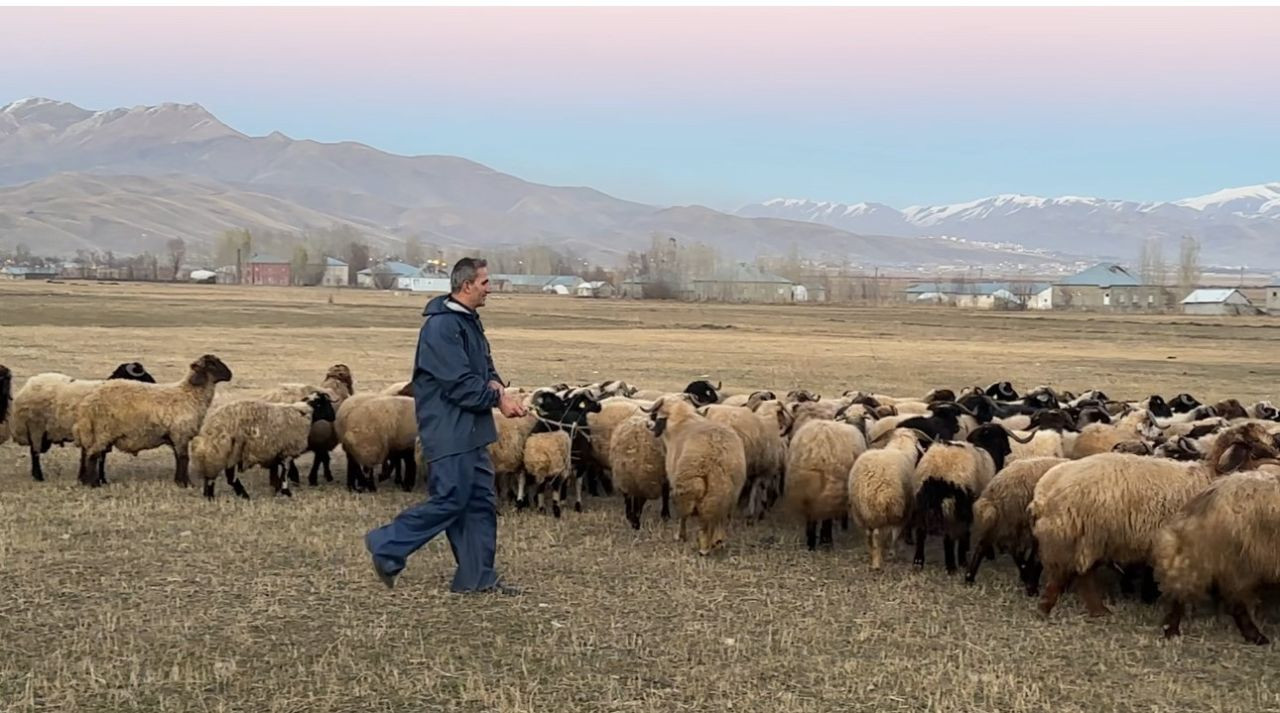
[365,257,528,594]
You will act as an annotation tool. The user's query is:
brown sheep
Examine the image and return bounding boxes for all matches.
[335,393,417,492]
[785,419,867,550]
[259,363,355,486]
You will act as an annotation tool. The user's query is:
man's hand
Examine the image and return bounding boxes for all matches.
[498,392,527,418]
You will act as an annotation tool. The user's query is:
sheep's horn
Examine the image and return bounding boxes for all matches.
[907,428,935,445]
[1002,424,1038,444]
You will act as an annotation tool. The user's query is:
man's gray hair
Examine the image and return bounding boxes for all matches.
[450,257,488,293]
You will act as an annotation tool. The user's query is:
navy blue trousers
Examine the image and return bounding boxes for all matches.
[365,447,499,592]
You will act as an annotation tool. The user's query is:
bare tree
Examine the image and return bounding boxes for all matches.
[166,237,186,281]
[404,235,425,267]
[1139,236,1167,311]
[1178,235,1201,299]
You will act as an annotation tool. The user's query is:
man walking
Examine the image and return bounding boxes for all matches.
[365,257,527,594]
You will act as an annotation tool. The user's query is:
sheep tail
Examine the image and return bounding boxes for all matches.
[672,473,707,514]
[916,478,974,527]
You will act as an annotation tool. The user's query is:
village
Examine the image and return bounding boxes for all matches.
[2,249,1274,316]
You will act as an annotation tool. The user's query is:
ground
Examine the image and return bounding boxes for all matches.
[2,280,1279,712]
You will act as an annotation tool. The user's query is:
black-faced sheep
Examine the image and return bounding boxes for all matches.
[1154,470,1280,644]
[190,391,336,499]
[72,357,227,487]
[912,423,1033,573]
[683,379,722,407]
[525,390,602,506]
[644,395,747,556]
[1030,422,1280,618]
[259,363,355,486]
[9,362,157,481]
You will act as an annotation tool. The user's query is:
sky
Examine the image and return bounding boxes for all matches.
[4,6,1279,211]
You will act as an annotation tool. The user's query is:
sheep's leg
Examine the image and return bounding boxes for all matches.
[29,444,45,482]
[172,445,191,488]
[943,535,957,574]
[277,461,294,497]
[840,514,850,532]
[624,496,639,530]
[913,526,927,568]
[1139,565,1161,604]
[869,529,883,570]
[307,451,322,487]
[345,453,360,492]
[965,543,992,584]
[516,472,528,509]
[1079,566,1111,617]
[97,449,109,486]
[660,483,671,520]
[573,473,583,513]
[1021,540,1043,596]
[1229,601,1269,645]
[677,516,688,542]
[364,466,378,493]
[287,460,301,485]
[632,497,647,529]
[268,463,283,494]
[1039,571,1076,617]
[401,454,417,492]
[226,467,249,500]
[957,532,971,570]
[820,519,834,549]
[550,477,563,519]
[321,450,334,482]
[1162,601,1186,639]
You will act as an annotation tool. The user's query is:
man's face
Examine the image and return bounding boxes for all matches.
[462,266,492,308]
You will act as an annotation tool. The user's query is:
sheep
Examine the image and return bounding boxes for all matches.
[9,362,157,482]
[524,390,601,506]
[258,363,354,486]
[522,431,576,517]
[699,403,786,520]
[190,391,336,499]
[986,381,1020,402]
[848,428,925,569]
[583,397,647,495]
[335,393,417,493]
[912,423,1034,573]
[488,410,538,505]
[1154,470,1280,644]
[72,356,228,487]
[789,400,843,439]
[683,379,722,406]
[643,395,747,555]
[722,390,777,409]
[1069,408,1164,458]
[1030,422,1280,618]
[784,418,868,550]
[379,380,414,396]
[609,414,670,528]
[1249,401,1280,421]
[964,456,1069,593]
[0,365,11,445]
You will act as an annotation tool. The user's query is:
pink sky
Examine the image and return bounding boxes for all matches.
[8,7,1279,109]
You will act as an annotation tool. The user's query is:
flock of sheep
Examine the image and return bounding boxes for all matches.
[3,359,1280,645]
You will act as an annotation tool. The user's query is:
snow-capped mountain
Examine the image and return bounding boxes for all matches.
[738,186,1280,266]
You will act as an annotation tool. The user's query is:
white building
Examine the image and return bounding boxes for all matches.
[1180,288,1255,316]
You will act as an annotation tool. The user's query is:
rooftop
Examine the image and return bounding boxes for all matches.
[693,263,793,285]
[1181,288,1250,305]
[1055,263,1140,287]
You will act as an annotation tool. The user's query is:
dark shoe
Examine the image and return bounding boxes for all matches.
[370,557,397,589]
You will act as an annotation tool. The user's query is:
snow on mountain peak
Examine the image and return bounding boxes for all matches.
[1174,183,1280,212]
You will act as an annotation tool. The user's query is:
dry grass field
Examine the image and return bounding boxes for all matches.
[3,279,1280,712]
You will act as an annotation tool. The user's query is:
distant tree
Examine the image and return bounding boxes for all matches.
[1178,235,1201,298]
[291,245,310,286]
[345,242,371,285]
[14,242,31,264]
[404,235,425,267]
[166,237,186,281]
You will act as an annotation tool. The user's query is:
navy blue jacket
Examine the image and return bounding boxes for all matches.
[413,294,504,462]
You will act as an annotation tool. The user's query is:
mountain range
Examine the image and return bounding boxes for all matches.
[738,184,1280,267]
[1,97,1274,268]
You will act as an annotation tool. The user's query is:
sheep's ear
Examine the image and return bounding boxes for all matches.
[1217,443,1248,473]
[189,362,208,386]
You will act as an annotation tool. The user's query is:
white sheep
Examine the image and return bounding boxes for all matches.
[190,391,336,499]
[609,413,669,529]
[8,362,157,481]
[335,393,418,492]
[643,395,747,555]
[700,403,786,521]
[522,430,577,518]
[72,356,232,487]
[847,428,924,569]
[784,418,867,550]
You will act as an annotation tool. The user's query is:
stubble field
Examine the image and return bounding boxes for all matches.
[2,279,1279,712]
